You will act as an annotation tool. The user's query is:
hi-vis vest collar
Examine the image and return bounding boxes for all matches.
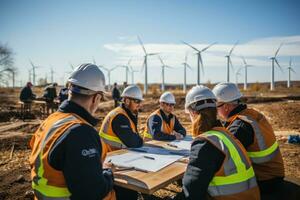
[143,109,175,139]
[227,108,279,164]
[31,112,88,199]
[199,128,257,197]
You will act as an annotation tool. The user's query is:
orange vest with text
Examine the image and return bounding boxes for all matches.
[29,112,115,200]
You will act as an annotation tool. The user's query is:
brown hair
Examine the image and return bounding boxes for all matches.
[192,107,217,137]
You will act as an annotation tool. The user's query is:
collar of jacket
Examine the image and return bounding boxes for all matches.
[227,103,247,119]
[121,103,138,126]
[58,100,99,126]
[159,109,174,125]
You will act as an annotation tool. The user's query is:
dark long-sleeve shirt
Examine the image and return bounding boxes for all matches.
[112,87,120,100]
[111,104,143,148]
[147,109,186,141]
[183,136,225,199]
[48,100,114,200]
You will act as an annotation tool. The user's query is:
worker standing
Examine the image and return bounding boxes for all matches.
[112,82,121,108]
[143,91,186,141]
[100,84,144,152]
[212,82,284,199]
[29,64,115,200]
[182,85,260,200]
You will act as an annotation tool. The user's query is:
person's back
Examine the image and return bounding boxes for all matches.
[182,85,260,200]
[29,64,116,200]
[43,84,57,102]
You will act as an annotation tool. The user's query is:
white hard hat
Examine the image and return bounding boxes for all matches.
[159,92,176,104]
[121,85,144,101]
[212,82,242,103]
[68,63,106,95]
[185,85,216,112]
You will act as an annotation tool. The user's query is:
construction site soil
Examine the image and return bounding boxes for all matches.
[0,88,299,199]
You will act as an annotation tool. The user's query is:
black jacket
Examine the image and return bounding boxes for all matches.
[111,104,143,148]
[182,123,225,199]
[48,100,114,200]
[148,109,187,141]
[112,87,120,100]
[20,86,35,101]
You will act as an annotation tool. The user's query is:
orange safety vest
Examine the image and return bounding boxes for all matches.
[29,111,115,200]
[143,109,175,139]
[197,127,260,200]
[99,106,138,153]
[227,108,284,181]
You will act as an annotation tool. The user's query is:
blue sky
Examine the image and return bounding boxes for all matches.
[1,0,300,86]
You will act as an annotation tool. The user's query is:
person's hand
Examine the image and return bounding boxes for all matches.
[103,161,117,173]
[174,132,183,140]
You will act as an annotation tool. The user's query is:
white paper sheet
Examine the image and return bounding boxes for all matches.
[105,150,183,172]
[169,135,193,150]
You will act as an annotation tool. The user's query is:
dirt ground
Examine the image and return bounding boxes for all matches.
[0,87,299,200]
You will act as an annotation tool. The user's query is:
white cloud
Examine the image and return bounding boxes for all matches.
[103,35,300,84]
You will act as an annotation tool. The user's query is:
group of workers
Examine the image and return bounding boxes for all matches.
[19,81,69,114]
[29,63,286,200]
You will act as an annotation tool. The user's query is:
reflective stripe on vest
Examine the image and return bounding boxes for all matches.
[202,130,256,197]
[99,131,126,149]
[238,115,279,164]
[33,116,77,198]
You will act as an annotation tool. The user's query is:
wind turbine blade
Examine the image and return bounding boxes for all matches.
[201,42,217,52]
[229,41,239,56]
[229,58,234,70]
[148,53,159,56]
[291,68,296,73]
[158,55,165,66]
[127,58,132,66]
[241,56,247,66]
[92,57,96,65]
[186,64,193,70]
[137,36,147,55]
[165,65,174,69]
[141,58,146,72]
[289,57,292,67]
[274,58,283,72]
[185,53,188,63]
[182,41,200,52]
[199,54,204,74]
[274,43,283,57]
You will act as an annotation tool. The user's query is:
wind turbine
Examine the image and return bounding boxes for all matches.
[129,65,139,84]
[29,60,42,85]
[225,41,238,82]
[99,66,118,90]
[235,67,243,86]
[181,53,193,93]
[269,43,283,90]
[158,56,173,92]
[182,41,217,85]
[241,57,254,90]
[118,58,132,83]
[138,36,158,94]
[287,57,296,88]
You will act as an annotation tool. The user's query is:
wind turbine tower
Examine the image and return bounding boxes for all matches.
[138,36,158,94]
[158,56,173,92]
[182,41,217,85]
[287,57,296,88]
[269,44,283,90]
[225,41,238,82]
[182,53,192,93]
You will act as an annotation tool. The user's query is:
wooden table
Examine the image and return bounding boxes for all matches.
[107,142,189,194]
